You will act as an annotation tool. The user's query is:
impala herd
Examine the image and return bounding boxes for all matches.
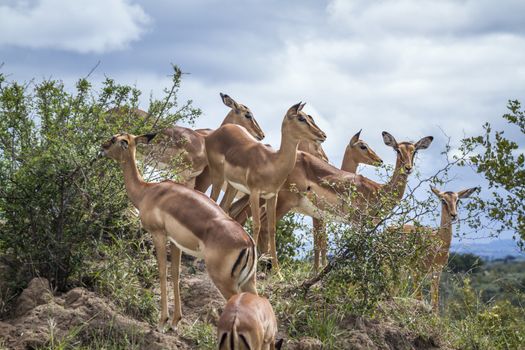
[102,94,479,349]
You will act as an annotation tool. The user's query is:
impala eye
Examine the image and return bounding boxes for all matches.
[245,112,252,119]
[298,116,306,122]
[111,136,116,143]
[360,145,367,150]
[441,199,447,205]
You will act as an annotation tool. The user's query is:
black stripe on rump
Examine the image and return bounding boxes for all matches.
[240,334,251,350]
[231,248,247,277]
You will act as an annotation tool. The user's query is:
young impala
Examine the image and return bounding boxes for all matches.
[218,293,282,350]
[101,132,257,332]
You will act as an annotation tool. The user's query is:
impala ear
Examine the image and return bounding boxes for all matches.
[135,133,157,144]
[430,186,442,197]
[382,131,397,148]
[275,338,284,350]
[458,186,480,198]
[350,129,362,146]
[298,102,306,111]
[220,92,239,110]
[415,136,434,150]
[119,139,129,149]
[287,102,303,117]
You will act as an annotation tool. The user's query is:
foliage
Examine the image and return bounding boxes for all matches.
[448,252,484,274]
[459,99,525,246]
[0,66,200,299]
[180,320,217,350]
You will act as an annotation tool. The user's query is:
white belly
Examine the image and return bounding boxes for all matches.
[228,180,251,195]
[168,237,205,259]
[296,197,347,222]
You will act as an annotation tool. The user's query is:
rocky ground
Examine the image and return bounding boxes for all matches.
[0,264,444,350]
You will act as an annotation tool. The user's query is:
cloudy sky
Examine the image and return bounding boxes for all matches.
[1,0,524,248]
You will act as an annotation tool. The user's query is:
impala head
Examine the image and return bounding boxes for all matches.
[284,102,327,144]
[220,93,265,141]
[101,132,157,161]
[347,129,383,166]
[382,131,433,174]
[431,186,479,222]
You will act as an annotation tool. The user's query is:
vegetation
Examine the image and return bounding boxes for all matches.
[0,71,523,349]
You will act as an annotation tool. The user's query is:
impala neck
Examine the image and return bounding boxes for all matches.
[341,148,358,173]
[438,205,453,250]
[383,157,408,203]
[119,147,147,210]
[276,130,301,179]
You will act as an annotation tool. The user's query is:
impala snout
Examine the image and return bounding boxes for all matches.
[316,131,327,144]
[404,164,413,174]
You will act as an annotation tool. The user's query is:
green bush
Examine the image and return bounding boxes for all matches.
[0,67,200,300]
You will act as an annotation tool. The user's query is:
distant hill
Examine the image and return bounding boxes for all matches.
[452,239,525,261]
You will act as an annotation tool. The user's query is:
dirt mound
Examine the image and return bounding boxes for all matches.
[1,280,188,350]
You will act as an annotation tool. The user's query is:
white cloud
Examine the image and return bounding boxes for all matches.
[0,0,149,53]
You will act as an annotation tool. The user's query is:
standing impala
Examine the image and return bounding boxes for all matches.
[305,129,383,271]
[206,102,326,273]
[141,93,265,189]
[401,186,479,312]
[101,132,257,332]
[231,131,432,271]
[218,293,283,350]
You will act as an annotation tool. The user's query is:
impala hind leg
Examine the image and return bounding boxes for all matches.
[151,232,169,332]
[169,242,182,331]
[250,190,262,246]
[208,165,224,202]
[431,269,442,312]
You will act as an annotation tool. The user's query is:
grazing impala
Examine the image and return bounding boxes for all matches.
[401,186,479,312]
[206,102,326,273]
[231,131,432,271]
[101,132,257,332]
[139,93,265,189]
[218,293,282,350]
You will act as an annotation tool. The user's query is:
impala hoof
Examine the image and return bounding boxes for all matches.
[157,316,169,333]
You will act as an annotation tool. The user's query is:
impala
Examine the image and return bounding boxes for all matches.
[101,132,257,332]
[306,129,383,271]
[205,102,326,273]
[401,186,479,311]
[218,293,282,350]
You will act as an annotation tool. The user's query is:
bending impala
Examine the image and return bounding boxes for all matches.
[101,132,257,331]
[143,93,265,189]
[218,293,282,350]
[206,102,326,273]
[231,131,432,271]
[402,186,478,312]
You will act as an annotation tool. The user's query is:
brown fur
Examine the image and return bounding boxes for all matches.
[205,102,326,274]
[101,133,257,331]
[217,293,281,350]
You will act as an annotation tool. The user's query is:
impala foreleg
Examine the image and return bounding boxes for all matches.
[266,195,281,275]
[151,232,169,331]
[431,268,442,312]
[170,242,182,330]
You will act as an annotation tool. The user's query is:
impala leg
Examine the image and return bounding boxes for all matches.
[151,233,169,332]
[220,183,238,212]
[169,242,182,331]
[267,195,281,276]
[209,167,224,202]
[431,268,442,313]
[194,166,212,193]
[318,219,328,267]
[250,191,261,246]
[312,218,321,272]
